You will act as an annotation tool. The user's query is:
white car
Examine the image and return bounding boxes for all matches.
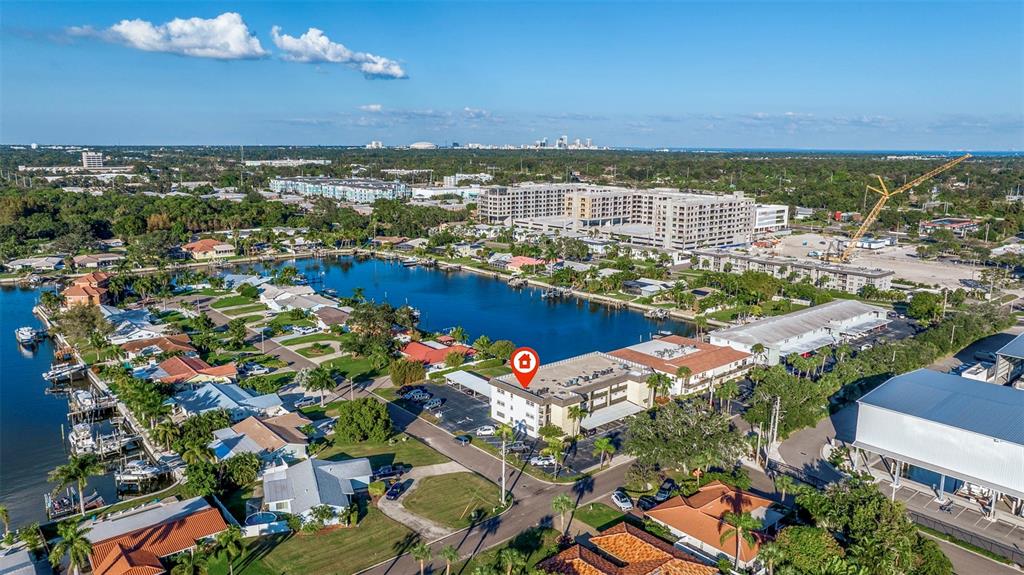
[529,455,556,467]
[405,391,431,402]
[294,397,317,409]
[475,425,496,436]
[610,490,634,511]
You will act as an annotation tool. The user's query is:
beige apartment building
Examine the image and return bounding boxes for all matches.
[694,248,894,293]
[477,183,585,224]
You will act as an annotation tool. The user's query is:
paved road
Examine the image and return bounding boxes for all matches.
[923,534,1021,575]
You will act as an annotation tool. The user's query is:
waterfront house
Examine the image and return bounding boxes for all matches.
[209,412,312,463]
[98,305,153,325]
[537,522,716,575]
[120,334,196,360]
[73,253,124,269]
[395,237,428,251]
[487,252,512,268]
[370,235,409,247]
[313,306,351,330]
[258,284,329,312]
[62,271,111,306]
[5,256,64,272]
[607,335,752,395]
[168,381,285,421]
[221,273,272,289]
[621,277,673,297]
[401,340,475,367]
[182,238,235,261]
[506,255,550,272]
[156,356,237,385]
[645,481,780,569]
[262,458,373,525]
[84,497,228,575]
[107,320,166,346]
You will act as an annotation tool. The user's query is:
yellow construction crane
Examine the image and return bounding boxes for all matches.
[825,153,972,263]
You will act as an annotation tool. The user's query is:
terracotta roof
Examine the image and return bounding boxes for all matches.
[262,412,313,444]
[507,255,549,268]
[645,481,772,563]
[73,271,112,286]
[63,284,108,298]
[121,335,196,355]
[231,412,311,451]
[158,356,237,384]
[183,239,231,253]
[90,507,228,575]
[401,341,475,365]
[538,523,715,575]
[608,335,750,377]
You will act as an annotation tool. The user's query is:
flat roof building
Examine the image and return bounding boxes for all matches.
[694,248,894,294]
[607,335,752,395]
[269,177,410,204]
[994,332,1024,388]
[709,299,890,365]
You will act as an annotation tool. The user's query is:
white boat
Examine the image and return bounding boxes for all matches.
[69,422,97,452]
[43,363,86,381]
[15,327,39,345]
[72,389,95,409]
[115,460,163,482]
[401,257,420,267]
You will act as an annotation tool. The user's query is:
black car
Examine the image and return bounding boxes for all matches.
[654,478,677,502]
[374,464,407,480]
[385,480,408,501]
[637,495,658,511]
[396,385,425,396]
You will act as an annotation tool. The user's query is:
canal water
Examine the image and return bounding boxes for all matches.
[0,286,116,527]
[0,255,691,528]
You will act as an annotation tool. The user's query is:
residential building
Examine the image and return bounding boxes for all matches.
[5,256,64,271]
[477,183,582,224]
[489,352,656,437]
[62,271,111,306]
[81,151,103,168]
[919,217,980,237]
[694,248,894,293]
[313,306,351,330]
[607,335,752,395]
[852,370,1024,517]
[107,319,165,345]
[84,497,228,575]
[209,412,312,463]
[537,522,716,575]
[259,284,334,312]
[444,370,492,398]
[752,204,789,235]
[370,236,409,247]
[646,481,780,569]
[709,299,890,365]
[621,277,672,297]
[120,334,196,360]
[269,177,411,203]
[168,382,284,421]
[794,206,815,220]
[0,544,49,575]
[156,356,237,385]
[182,239,235,261]
[401,340,475,366]
[994,332,1024,387]
[442,173,494,187]
[72,253,124,269]
[243,159,330,167]
[262,458,373,524]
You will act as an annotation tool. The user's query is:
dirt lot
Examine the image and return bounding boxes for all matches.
[775,232,983,289]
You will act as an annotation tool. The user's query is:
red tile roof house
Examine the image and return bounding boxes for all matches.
[401,340,475,367]
[537,522,716,575]
[84,497,228,575]
[182,238,235,261]
[644,481,781,570]
[157,356,237,385]
[607,335,752,396]
[62,271,112,306]
[120,335,197,361]
[505,255,557,272]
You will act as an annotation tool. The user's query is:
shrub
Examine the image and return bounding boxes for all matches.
[368,481,387,497]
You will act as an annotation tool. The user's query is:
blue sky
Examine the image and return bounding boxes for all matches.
[2,1,1021,149]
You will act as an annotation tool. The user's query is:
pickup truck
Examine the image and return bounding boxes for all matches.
[374,464,407,480]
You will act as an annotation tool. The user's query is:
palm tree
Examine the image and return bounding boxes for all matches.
[496,423,515,506]
[410,542,432,575]
[48,454,104,516]
[774,475,797,500]
[645,372,671,405]
[567,404,587,437]
[497,548,526,575]
[182,443,212,465]
[211,526,244,575]
[439,545,459,575]
[351,287,366,303]
[305,366,336,407]
[592,437,616,467]
[0,505,8,537]
[49,520,92,575]
[719,511,762,569]
[751,343,766,363]
[675,365,692,392]
[450,325,468,344]
[758,541,785,575]
[171,549,209,575]
[694,315,709,339]
[551,494,575,534]
[152,420,180,450]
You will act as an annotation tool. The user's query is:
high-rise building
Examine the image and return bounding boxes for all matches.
[477,183,583,224]
[752,204,789,235]
[81,151,103,169]
[269,177,410,204]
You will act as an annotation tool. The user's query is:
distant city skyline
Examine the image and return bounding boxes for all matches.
[1,1,1021,150]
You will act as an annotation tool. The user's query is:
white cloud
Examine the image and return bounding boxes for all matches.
[463,107,490,120]
[359,104,383,113]
[69,12,267,60]
[270,26,406,79]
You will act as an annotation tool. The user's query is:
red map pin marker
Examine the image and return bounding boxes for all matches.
[511,347,540,389]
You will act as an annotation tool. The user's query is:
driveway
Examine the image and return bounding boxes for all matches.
[376,461,469,541]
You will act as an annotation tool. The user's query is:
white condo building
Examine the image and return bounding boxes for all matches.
[269,177,411,203]
[81,151,103,169]
[752,204,789,235]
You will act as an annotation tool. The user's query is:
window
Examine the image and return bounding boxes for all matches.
[495,411,505,419]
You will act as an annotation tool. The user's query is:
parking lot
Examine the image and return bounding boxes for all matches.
[399,382,627,475]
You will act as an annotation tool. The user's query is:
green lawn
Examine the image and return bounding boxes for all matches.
[402,472,504,529]
[321,355,379,381]
[316,435,449,469]
[263,315,317,329]
[456,527,560,573]
[222,303,269,316]
[280,333,348,346]
[573,502,626,531]
[239,315,266,324]
[472,364,512,378]
[211,295,256,309]
[296,343,336,358]
[214,504,413,575]
[192,288,231,296]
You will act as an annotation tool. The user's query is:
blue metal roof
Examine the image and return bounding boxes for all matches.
[996,332,1024,360]
[858,369,1024,446]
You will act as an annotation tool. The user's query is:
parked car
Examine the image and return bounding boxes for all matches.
[611,490,634,511]
[405,391,431,402]
[424,397,444,410]
[654,478,677,502]
[293,397,317,409]
[454,434,471,446]
[475,425,496,436]
[529,455,556,467]
[374,464,407,480]
[385,481,408,501]
[502,441,529,454]
[397,385,425,396]
[637,495,658,511]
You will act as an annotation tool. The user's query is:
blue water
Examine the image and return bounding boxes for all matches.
[237,255,694,361]
[0,287,116,528]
